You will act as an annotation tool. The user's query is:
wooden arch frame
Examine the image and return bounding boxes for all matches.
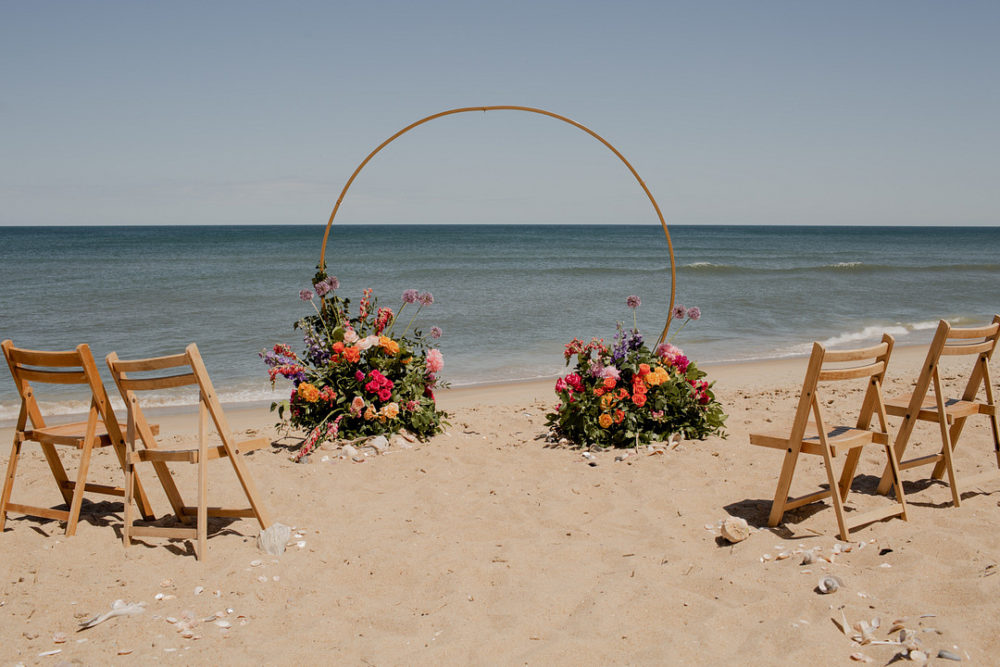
[319,105,678,344]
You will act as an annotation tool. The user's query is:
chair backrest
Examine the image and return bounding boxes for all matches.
[106,343,234,452]
[786,334,895,446]
[911,315,999,406]
[2,339,120,437]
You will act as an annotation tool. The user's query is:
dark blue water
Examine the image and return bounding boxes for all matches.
[1,224,997,420]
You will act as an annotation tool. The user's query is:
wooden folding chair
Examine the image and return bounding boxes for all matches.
[107,343,271,559]
[875,316,1000,506]
[1,340,156,536]
[749,334,908,540]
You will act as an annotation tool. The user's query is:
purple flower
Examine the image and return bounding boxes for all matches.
[402,289,419,304]
[626,295,641,309]
[418,291,434,306]
[686,306,701,321]
[672,304,686,319]
[430,326,442,339]
[314,276,340,297]
[299,289,314,301]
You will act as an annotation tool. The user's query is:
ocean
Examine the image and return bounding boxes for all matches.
[1,224,997,423]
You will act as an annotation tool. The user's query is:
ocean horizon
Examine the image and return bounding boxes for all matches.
[1,223,997,424]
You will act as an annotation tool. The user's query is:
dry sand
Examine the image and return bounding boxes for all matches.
[2,345,999,665]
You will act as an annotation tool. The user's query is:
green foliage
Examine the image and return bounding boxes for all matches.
[263,274,447,460]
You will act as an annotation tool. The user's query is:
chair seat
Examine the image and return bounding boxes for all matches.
[23,422,160,448]
[750,422,889,456]
[885,392,985,421]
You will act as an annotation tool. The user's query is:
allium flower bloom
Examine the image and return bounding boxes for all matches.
[626,295,641,309]
[430,326,442,339]
[672,304,686,320]
[686,306,701,321]
[418,291,434,306]
[299,289,313,301]
[314,276,339,296]
[426,348,444,373]
[402,289,419,304]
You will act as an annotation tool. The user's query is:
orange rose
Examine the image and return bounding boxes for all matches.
[603,377,616,389]
[344,346,361,363]
[379,336,400,355]
[598,413,613,428]
[632,393,647,407]
[638,363,651,375]
[614,409,625,424]
[296,383,320,403]
[594,387,605,397]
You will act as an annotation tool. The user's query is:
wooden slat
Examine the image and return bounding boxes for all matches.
[131,525,199,539]
[15,368,89,385]
[111,352,190,372]
[180,506,257,519]
[818,361,884,381]
[945,322,1000,339]
[782,489,832,511]
[58,480,125,497]
[822,342,889,363]
[235,437,269,453]
[118,372,198,391]
[136,448,199,463]
[6,348,83,367]
[941,340,995,356]
[899,453,944,470]
[4,502,70,521]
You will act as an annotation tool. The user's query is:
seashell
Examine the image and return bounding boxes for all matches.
[154,593,164,601]
[194,586,204,596]
[165,616,178,624]
[907,649,927,662]
[720,516,751,544]
[801,550,816,565]
[215,620,232,629]
[257,576,268,583]
[817,575,843,594]
[37,650,62,657]
[250,559,263,567]
[160,579,173,588]
[937,649,962,661]
[118,648,133,655]
[52,632,68,644]
[214,590,222,598]
[850,653,873,663]
[775,552,790,561]
[162,595,176,601]
[762,553,773,561]
[889,619,908,634]
[296,541,306,548]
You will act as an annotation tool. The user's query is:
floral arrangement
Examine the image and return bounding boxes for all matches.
[263,271,448,461]
[545,297,726,448]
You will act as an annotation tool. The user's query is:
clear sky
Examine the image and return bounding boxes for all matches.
[2,1,998,226]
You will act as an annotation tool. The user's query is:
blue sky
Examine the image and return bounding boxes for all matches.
[2,1,998,226]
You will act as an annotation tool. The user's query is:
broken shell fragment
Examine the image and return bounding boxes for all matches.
[52,632,67,644]
[801,550,816,565]
[817,575,843,594]
[720,516,751,544]
[850,653,873,663]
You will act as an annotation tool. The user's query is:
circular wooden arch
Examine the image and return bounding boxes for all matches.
[319,105,678,344]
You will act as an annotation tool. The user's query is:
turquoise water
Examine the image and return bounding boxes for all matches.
[1,224,997,421]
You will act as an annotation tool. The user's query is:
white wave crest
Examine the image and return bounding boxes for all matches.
[826,261,863,269]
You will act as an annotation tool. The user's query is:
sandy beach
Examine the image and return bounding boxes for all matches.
[2,344,999,665]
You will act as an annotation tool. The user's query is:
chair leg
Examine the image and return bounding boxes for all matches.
[0,437,24,533]
[821,448,850,541]
[936,416,961,508]
[882,442,909,522]
[196,457,207,561]
[66,439,95,536]
[767,448,800,527]
[122,455,134,549]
